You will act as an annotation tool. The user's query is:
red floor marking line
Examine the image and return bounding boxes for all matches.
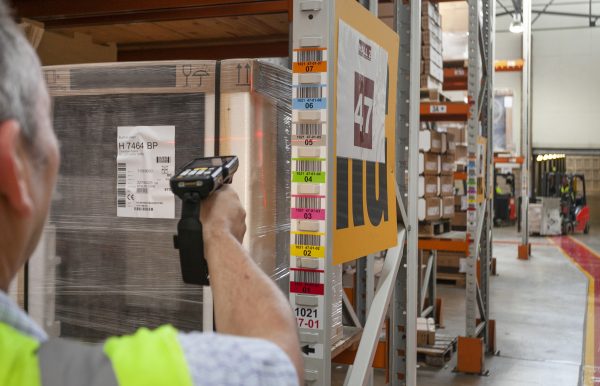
[550,236,598,385]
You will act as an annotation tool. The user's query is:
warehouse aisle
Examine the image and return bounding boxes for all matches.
[418,228,589,386]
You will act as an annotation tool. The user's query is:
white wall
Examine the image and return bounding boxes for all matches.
[495,32,522,153]
[532,28,600,149]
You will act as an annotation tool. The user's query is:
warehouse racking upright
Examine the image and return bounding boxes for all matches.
[418,0,497,374]
[289,0,423,384]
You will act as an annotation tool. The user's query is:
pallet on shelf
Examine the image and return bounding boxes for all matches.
[437,271,465,287]
[420,87,449,102]
[417,334,458,367]
[419,219,451,237]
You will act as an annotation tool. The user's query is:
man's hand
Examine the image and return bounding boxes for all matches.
[200,185,246,244]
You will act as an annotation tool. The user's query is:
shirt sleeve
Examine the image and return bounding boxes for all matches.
[178,331,298,386]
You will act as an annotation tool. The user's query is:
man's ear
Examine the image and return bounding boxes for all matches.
[0,120,33,216]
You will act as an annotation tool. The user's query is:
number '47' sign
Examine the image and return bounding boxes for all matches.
[354,72,374,150]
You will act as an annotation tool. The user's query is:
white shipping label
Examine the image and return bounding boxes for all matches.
[116,126,175,219]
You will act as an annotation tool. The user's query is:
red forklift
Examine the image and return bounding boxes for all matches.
[541,172,590,234]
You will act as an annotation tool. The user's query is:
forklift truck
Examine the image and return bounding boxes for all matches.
[540,172,590,234]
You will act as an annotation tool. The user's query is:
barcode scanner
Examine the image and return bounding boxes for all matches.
[171,156,239,285]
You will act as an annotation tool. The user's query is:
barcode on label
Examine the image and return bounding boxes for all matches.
[297,50,323,62]
[117,162,126,208]
[156,156,170,163]
[295,196,321,209]
[296,160,322,172]
[296,123,322,136]
[294,233,321,246]
[296,86,323,99]
[294,270,321,284]
[134,207,154,211]
[137,187,148,194]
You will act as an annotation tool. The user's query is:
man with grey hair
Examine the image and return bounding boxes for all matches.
[0,2,302,385]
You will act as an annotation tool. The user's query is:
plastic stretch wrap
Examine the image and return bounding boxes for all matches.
[26,60,292,341]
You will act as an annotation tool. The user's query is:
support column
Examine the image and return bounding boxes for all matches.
[519,0,532,260]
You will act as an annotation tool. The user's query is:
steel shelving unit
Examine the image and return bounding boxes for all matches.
[289,0,419,384]
[417,0,497,374]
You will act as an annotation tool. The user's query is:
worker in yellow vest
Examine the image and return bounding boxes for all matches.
[0,2,302,385]
[560,175,573,199]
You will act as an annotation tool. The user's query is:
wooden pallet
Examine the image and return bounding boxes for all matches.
[419,219,451,237]
[417,334,458,367]
[437,272,465,287]
[420,88,450,102]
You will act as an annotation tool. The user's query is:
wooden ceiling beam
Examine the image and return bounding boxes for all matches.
[12,0,290,28]
[117,38,289,61]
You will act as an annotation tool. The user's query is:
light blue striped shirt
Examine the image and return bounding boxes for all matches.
[0,291,298,386]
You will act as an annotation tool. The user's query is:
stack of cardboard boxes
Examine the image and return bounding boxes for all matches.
[446,124,468,229]
[418,127,456,226]
[421,1,443,89]
[378,3,394,30]
[417,317,436,346]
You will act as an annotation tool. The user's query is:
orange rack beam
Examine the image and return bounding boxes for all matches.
[495,59,524,72]
[443,67,467,80]
[454,171,467,180]
[421,102,469,122]
[494,156,524,164]
[443,67,468,91]
[418,238,471,253]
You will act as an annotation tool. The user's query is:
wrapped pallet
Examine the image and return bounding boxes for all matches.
[31,60,293,341]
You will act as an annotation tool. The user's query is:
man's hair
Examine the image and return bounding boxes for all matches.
[0,0,45,146]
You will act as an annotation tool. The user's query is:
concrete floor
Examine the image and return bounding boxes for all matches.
[418,227,588,386]
[333,226,591,385]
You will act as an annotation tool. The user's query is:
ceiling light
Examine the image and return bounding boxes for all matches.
[509,13,524,34]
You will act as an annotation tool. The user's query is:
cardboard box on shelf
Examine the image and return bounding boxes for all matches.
[454,195,468,211]
[447,126,466,144]
[422,14,442,31]
[422,30,443,48]
[419,175,440,197]
[437,251,463,268]
[419,130,443,153]
[420,75,442,89]
[441,132,448,153]
[442,195,455,219]
[455,145,468,164]
[421,61,444,83]
[379,16,393,30]
[440,175,454,196]
[378,2,394,17]
[418,197,442,221]
[446,133,456,154]
[419,151,441,175]
[441,154,456,175]
[422,1,441,24]
[422,45,443,68]
[452,211,467,227]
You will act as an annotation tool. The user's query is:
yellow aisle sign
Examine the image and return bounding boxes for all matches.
[332,0,399,265]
